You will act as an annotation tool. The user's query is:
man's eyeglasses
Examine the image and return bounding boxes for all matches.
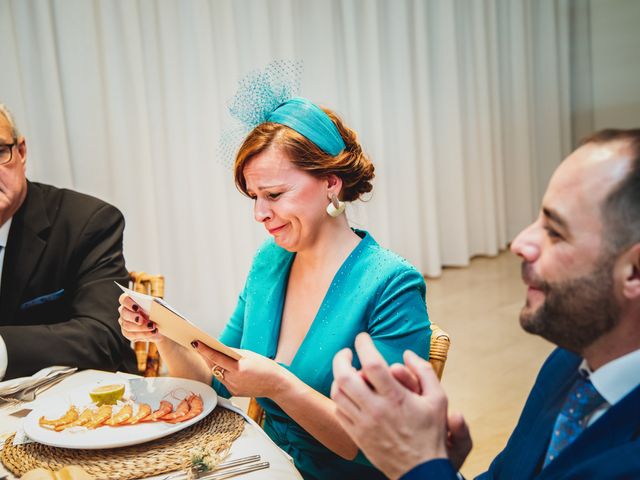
[0,143,16,165]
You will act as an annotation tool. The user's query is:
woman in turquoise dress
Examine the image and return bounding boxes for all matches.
[118,67,430,479]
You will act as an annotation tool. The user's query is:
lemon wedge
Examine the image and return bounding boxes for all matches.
[89,384,125,405]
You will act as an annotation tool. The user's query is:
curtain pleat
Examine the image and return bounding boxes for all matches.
[0,0,572,334]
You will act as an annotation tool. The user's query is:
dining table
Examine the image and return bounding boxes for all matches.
[0,369,303,480]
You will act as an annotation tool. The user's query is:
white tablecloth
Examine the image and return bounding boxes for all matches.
[0,370,302,480]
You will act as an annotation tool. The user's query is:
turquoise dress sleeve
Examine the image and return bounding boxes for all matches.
[219,284,246,348]
[368,268,430,365]
[214,230,430,479]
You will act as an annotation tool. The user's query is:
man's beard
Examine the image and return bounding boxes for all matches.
[519,256,620,354]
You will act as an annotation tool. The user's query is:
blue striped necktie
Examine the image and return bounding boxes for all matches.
[544,376,606,467]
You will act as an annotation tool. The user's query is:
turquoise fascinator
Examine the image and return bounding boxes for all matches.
[219,60,346,166]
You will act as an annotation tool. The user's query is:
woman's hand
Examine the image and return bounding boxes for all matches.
[191,342,290,398]
[117,293,165,343]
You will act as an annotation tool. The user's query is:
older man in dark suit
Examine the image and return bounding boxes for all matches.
[0,104,136,379]
[331,128,640,479]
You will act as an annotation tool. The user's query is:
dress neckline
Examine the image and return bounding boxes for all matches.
[271,229,371,368]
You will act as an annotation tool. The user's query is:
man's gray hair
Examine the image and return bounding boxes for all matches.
[0,103,20,139]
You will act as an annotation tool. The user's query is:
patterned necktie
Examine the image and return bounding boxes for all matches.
[543,376,606,467]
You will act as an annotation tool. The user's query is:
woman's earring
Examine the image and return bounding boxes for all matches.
[326,193,346,217]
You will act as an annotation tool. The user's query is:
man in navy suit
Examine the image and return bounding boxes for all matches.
[0,103,136,379]
[331,128,640,479]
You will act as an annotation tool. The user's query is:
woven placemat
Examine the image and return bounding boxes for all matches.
[1,407,244,480]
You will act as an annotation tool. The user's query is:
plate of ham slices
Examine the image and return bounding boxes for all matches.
[23,376,217,449]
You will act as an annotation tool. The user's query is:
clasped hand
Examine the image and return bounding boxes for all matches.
[330,333,472,479]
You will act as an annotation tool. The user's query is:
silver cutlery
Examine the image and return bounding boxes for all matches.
[0,368,77,410]
[0,366,75,397]
[162,455,267,480]
[14,369,76,401]
[208,455,261,471]
[197,462,269,479]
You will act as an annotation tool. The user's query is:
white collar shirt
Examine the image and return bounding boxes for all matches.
[0,217,12,292]
[580,348,640,426]
[0,217,12,380]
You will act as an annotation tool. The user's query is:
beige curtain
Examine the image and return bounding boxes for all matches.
[0,0,573,334]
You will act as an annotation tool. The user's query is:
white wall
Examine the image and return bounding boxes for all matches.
[590,0,640,130]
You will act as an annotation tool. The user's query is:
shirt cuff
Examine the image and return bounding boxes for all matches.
[399,459,458,480]
[0,334,8,380]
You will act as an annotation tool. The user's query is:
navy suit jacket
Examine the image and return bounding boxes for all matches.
[403,348,640,479]
[0,181,137,378]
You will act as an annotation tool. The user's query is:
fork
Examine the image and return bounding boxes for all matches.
[0,370,76,410]
[14,370,75,401]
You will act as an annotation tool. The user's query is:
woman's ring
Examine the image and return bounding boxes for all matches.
[211,365,225,380]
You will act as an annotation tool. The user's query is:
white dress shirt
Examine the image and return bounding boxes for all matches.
[0,217,12,380]
[580,348,640,426]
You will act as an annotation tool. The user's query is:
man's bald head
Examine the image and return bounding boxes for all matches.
[580,129,640,253]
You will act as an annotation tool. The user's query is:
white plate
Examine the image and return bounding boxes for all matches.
[23,376,217,449]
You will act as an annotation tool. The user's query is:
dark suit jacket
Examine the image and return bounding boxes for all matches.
[403,348,640,479]
[0,181,137,379]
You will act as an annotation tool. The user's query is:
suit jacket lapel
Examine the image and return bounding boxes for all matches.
[0,182,50,323]
[539,383,640,478]
[517,370,580,477]
[490,355,581,480]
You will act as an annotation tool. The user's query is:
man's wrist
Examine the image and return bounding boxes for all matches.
[381,449,449,480]
[399,458,457,480]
